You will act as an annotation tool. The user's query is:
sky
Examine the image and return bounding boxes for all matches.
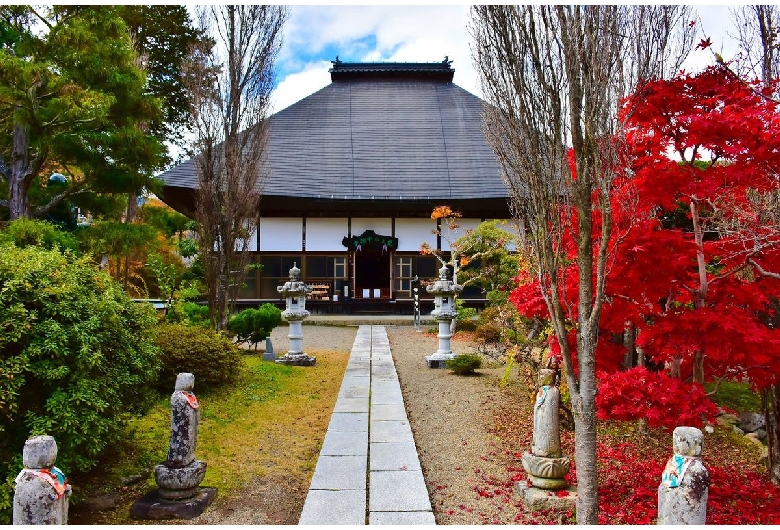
[268,5,742,114]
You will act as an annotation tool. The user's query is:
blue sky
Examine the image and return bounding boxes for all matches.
[268,5,741,114]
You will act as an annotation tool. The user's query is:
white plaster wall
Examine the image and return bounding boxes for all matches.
[441,218,483,251]
[258,218,303,251]
[351,218,392,236]
[306,218,349,251]
[395,218,438,251]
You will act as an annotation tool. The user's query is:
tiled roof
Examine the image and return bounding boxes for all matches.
[160,62,507,207]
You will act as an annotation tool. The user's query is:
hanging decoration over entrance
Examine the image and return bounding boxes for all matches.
[342,230,398,254]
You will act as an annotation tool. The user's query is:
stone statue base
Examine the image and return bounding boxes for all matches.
[130,487,217,520]
[275,353,316,366]
[521,452,570,490]
[425,353,455,369]
[154,460,207,500]
[515,481,577,511]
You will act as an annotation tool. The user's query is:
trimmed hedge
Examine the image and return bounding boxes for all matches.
[227,304,282,350]
[153,323,243,392]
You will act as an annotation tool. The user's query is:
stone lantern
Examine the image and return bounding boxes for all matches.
[275,263,316,366]
[425,265,463,368]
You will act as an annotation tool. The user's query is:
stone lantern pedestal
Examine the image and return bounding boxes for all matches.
[425,265,463,368]
[276,263,316,366]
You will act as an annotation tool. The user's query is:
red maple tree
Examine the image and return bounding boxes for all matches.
[510,64,780,428]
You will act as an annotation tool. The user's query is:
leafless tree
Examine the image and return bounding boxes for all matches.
[183,5,288,329]
[470,6,694,523]
[729,5,780,84]
[729,4,780,486]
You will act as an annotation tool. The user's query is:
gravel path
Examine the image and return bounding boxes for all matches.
[387,325,532,525]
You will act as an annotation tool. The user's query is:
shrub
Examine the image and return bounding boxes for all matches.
[445,354,483,375]
[0,218,79,252]
[455,299,478,331]
[153,323,243,392]
[0,244,161,523]
[227,304,282,350]
[178,301,210,326]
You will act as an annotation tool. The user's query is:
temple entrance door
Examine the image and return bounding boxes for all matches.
[354,246,391,298]
[342,230,398,299]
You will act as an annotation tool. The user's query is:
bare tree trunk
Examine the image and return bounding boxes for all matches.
[471,6,693,523]
[183,5,288,330]
[773,384,780,484]
[731,5,780,484]
[9,123,33,220]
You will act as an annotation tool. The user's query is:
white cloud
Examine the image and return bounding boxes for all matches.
[270,5,740,116]
[271,60,332,113]
[272,5,483,112]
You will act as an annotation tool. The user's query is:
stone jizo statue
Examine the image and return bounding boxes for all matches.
[13,435,72,525]
[153,372,207,501]
[531,369,562,458]
[132,372,216,519]
[521,367,570,490]
[167,372,200,468]
[657,426,709,525]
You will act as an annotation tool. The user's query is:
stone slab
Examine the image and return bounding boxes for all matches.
[516,481,577,511]
[371,367,399,381]
[370,420,414,443]
[369,511,436,525]
[369,470,432,512]
[309,455,367,490]
[371,404,408,421]
[333,397,369,413]
[371,388,404,405]
[298,489,366,525]
[371,380,402,393]
[327,413,368,432]
[321,430,368,456]
[338,386,370,400]
[130,487,216,520]
[370,441,421,471]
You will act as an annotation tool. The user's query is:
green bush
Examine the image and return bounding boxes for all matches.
[445,354,483,375]
[0,244,161,522]
[177,301,210,325]
[455,299,478,331]
[0,218,79,252]
[227,304,282,350]
[153,323,243,392]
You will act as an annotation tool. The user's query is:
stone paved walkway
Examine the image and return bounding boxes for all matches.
[298,325,435,525]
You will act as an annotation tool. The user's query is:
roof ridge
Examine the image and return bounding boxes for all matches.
[329,56,455,82]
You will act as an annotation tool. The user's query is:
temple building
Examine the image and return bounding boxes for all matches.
[159,58,510,312]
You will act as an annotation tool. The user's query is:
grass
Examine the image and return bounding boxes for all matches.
[68,347,349,524]
[706,379,763,412]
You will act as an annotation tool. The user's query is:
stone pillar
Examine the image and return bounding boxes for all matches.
[263,337,276,361]
[276,263,316,366]
[425,265,463,368]
[520,368,571,490]
[13,435,71,525]
[657,426,709,525]
[131,373,216,520]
